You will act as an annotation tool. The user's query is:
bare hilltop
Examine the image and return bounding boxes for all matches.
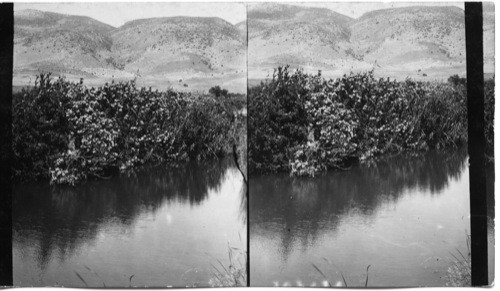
[14,9,247,92]
[248,3,495,81]
[14,4,495,90]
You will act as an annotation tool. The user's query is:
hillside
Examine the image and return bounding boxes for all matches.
[13,5,495,88]
[248,3,495,80]
[111,17,245,75]
[349,6,467,79]
[236,20,247,42]
[14,9,117,79]
[14,10,247,92]
[248,3,355,78]
[483,2,495,73]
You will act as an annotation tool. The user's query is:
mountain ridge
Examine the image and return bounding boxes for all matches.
[14,9,247,92]
[14,4,495,91]
[248,3,494,80]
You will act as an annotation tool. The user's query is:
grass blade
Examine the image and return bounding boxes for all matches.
[455,248,469,263]
[216,258,231,276]
[311,263,332,287]
[83,264,106,287]
[74,271,88,287]
[129,274,135,287]
[339,272,348,287]
[365,265,371,287]
[320,258,348,287]
[449,252,469,271]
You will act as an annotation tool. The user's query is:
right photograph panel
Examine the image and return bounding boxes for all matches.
[248,2,495,287]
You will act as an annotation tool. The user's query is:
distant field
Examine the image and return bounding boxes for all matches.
[13,72,247,94]
[485,73,495,80]
[12,73,495,93]
[248,78,267,88]
[248,72,494,89]
[13,85,31,93]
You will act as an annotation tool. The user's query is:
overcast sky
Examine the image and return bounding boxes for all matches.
[15,2,248,26]
[293,2,464,18]
[15,1,465,27]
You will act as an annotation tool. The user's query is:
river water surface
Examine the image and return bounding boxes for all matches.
[250,148,475,287]
[13,158,246,287]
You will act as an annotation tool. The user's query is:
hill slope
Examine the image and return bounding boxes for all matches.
[248,3,355,77]
[14,10,247,92]
[249,3,495,80]
[111,16,245,76]
[13,5,495,87]
[348,6,467,79]
[483,2,495,73]
[14,9,117,78]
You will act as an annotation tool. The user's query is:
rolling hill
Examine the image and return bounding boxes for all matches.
[248,3,495,81]
[14,9,116,78]
[483,2,495,74]
[111,17,245,76]
[13,5,496,88]
[248,3,355,77]
[14,9,247,92]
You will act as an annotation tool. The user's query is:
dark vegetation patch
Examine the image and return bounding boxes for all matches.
[249,66,494,177]
[13,73,246,185]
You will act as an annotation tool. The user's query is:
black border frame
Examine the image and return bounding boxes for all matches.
[0,2,493,287]
[0,3,13,287]
[465,2,490,287]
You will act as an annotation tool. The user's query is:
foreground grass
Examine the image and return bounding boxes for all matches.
[312,260,371,287]
[209,242,247,287]
[71,242,247,288]
[446,234,471,287]
[307,234,471,287]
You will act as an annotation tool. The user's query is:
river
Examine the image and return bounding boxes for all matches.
[250,148,482,287]
[13,158,246,287]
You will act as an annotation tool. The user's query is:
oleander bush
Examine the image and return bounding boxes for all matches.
[484,78,495,163]
[13,74,244,185]
[248,66,487,177]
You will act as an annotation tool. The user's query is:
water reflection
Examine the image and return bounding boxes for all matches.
[486,163,495,284]
[14,157,246,287]
[250,148,469,287]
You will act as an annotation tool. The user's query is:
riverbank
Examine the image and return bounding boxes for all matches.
[248,66,494,177]
[13,73,246,185]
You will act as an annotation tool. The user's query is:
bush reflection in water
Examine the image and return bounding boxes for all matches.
[250,148,469,286]
[13,157,246,286]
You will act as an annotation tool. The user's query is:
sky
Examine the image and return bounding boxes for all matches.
[15,1,466,27]
[292,2,464,18]
[14,2,248,26]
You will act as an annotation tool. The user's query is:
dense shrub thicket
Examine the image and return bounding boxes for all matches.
[249,66,493,177]
[484,78,495,163]
[13,74,246,185]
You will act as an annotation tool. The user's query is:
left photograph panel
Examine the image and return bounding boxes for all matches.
[12,2,247,287]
